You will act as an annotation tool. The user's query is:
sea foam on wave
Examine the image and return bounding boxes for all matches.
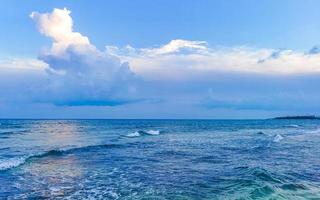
[273,134,284,142]
[305,128,320,134]
[0,157,27,171]
[145,130,160,135]
[126,130,161,137]
[285,124,300,128]
[0,144,124,171]
[126,131,141,137]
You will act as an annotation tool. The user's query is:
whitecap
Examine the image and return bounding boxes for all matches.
[305,128,320,134]
[126,131,141,137]
[49,186,61,192]
[273,134,284,142]
[0,157,27,171]
[285,124,300,128]
[145,130,160,135]
[0,144,122,171]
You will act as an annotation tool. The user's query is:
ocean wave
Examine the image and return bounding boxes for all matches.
[284,124,300,128]
[256,131,265,135]
[280,183,308,191]
[0,143,124,171]
[0,157,27,171]
[126,131,141,137]
[126,130,161,137]
[236,166,283,184]
[305,128,320,134]
[145,130,160,135]
[273,134,284,142]
[0,128,28,135]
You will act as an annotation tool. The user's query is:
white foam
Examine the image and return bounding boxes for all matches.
[126,130,160,137]
[305,128,320,134]
[273,134,284,142]
[145,130,160,135]
[126,131,141,137]
[49,186,61,192]
[286,124,300,128]
[0,157,27,171]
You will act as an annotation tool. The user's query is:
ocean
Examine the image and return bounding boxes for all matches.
[0,119,319,199]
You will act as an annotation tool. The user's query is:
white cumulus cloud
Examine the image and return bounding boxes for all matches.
[107,40,320,80]
[30,8,138,106]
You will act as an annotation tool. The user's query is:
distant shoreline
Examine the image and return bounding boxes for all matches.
[273,115,320,120]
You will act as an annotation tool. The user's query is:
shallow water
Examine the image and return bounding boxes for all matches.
[0,119,320,199]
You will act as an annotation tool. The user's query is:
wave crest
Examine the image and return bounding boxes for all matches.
[0,157,27,171]
[273,134,284,142]
[126,131,141,137]
[126,130,161,138]
[0,143,123,171]
[285,124,300,128]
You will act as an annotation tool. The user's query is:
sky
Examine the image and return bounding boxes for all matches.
[1,0,320,119]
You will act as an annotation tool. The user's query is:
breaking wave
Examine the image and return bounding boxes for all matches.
[145,130,160,135]
[0,143,124,171]
[0,128,28,135]
[273,134,284,142]
[0,157,27,171]
[284,124,300,128]
[126,130,161,137]
[126,131,141,137]
[305,128,320,134]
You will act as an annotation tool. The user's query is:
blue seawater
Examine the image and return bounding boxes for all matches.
[0,119,320,199]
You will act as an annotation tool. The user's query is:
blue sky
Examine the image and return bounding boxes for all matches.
[1,1,320,118]
[2,0,320,55]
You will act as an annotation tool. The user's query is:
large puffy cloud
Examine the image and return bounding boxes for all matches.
[30,8,90,55]
[30,8,138,106]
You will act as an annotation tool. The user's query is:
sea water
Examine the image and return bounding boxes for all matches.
[0,119,319,199]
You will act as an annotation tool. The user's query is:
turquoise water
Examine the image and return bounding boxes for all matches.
[0,119,320,199]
